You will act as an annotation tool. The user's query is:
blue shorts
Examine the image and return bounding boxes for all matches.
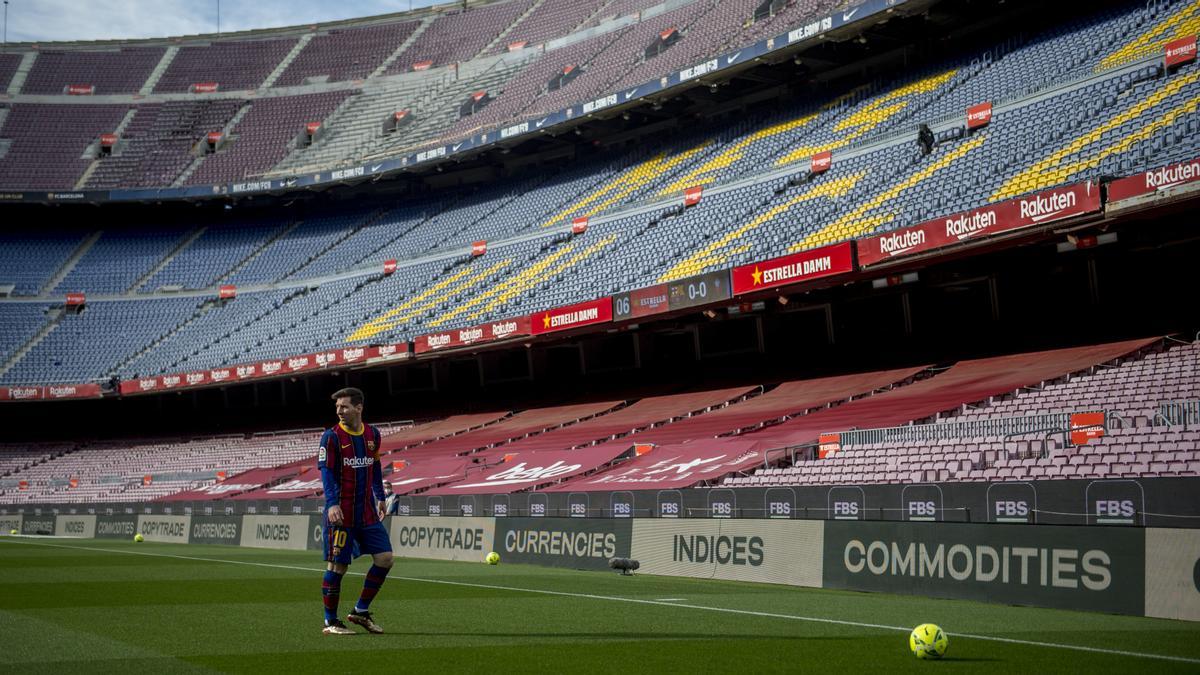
[324,521,392,565]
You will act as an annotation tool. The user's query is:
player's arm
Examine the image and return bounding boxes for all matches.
[318,430,342,524]
[370,429,386,517]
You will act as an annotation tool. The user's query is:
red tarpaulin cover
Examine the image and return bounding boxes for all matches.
[387,457,473,494]
[158,464,303,500]
[544,439,767,491]
[748,338,1157,448]
[423,446,632,495]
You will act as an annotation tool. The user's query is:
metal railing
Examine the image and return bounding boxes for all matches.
[835,412,1082,446]
[1159,399,1200,427]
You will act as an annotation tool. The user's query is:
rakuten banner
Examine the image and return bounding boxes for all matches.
[544,440,766,491]
[530,297,613,335]
[414,316,531,354]
[731,242,853,295]
[1107,158,1200,203]
[858,181,1100,266]
[426,447,630,495]
[0,386,43,401]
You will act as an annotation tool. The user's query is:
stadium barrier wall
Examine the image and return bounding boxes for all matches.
[10,514,1200,621]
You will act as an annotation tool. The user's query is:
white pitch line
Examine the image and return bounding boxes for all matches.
[2,538,1197,665]
[653,598,687,602]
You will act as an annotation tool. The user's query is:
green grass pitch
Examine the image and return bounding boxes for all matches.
[1,537,1198,673]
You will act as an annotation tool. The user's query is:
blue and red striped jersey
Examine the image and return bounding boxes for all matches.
[318,422,385,527]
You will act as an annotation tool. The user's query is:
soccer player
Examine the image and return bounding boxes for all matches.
[318,387,393,635]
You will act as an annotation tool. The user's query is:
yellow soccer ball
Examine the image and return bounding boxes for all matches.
[485,551,500,565]
[134,533,145,543]
[910,623,949,659]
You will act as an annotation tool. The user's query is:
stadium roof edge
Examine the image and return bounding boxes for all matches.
[0,0,507,51]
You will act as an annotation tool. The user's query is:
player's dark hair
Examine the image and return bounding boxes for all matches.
[331,387,364,407]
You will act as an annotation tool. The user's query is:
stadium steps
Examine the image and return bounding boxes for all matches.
[139,46,179,96]
[107,300,218,378]
[260,33,315,89]
[0,309,63,380]
[131,226,208,293]
[370,16,437,78]
[5,52,36,95]
[0,107,9,133]
[172,102,255,187]
[214,220,303,284]
[281,206,391,280]
[476,0,550,58]
[40,231,103,297]
[75,108,140,190]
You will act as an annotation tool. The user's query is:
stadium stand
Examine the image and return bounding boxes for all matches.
[272,21,423,86]
[20,47,165,95]
[152,38,299,93]
[2,337,1193,503]
[0,0,1197,391]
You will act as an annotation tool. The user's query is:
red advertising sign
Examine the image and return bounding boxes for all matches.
[683,186,703,206]
[531,297,613,335]
[216,471,227,482]
[508,41,528,51]
[810,150,831,174]
[218,285,236,299]
[966,101,993,129]
[65,293,85,306]
[44,383,101,399]
[209,368,232,383]
[471,240,487,256]
[1107,158,1200,202]
[1070,411,1106,446]
[383,259,398,275]
[571,216,589,234]
[191,82,219,93]
[731,241,854,295]
[371,342,409,362]
[412,60,433,71]
[206,132,223,144]
[0,386,42,401]
[1165,35,1197,67]
[284,354,317,373]
[305,122,321,134]
[414,316,531,354]
[66,84,95,95]
[184,370,209,387]
[857,181,1100,266]
[99,133,118,147]
[617,284,670,320]
[818,433,841,459]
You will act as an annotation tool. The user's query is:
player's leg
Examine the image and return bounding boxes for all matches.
[322,525,355,635]
[346,523,393,634]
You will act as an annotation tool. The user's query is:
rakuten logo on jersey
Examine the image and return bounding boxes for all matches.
[1018,189,1076,222]
[343,456,375,469]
